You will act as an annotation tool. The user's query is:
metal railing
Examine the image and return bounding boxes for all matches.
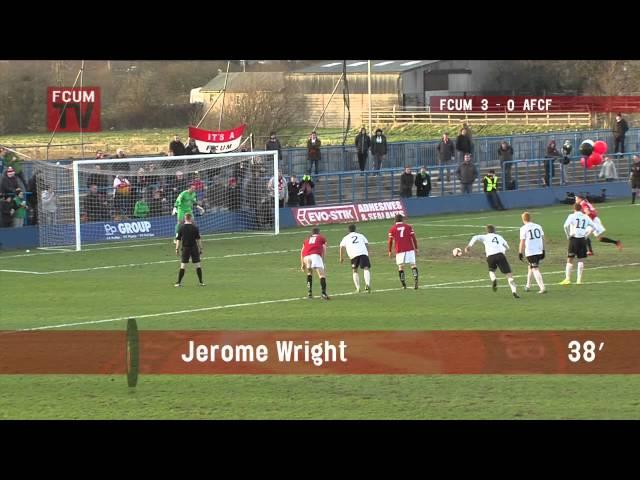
[502,153,634,192]
[305,153,635,206]
[269,127,640,176]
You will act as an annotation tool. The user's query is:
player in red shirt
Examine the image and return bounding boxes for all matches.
[575,194,622,255]
[388,214,419,289]
[300,226,330,299]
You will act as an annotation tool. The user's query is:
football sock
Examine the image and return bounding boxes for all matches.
[320,277,327,294]
[352,272,360,290]
[177,268,185,284]
[598,236,618,244]
[632,192,636,203]
[586,237,593,252]
[526,268,533,288]
[565,263,573,281]
[533,269,545,291]
[196,267,203,283]
[399,270,406,287]
[577,262,584,283]
[488,271,497,282]
[307,274,313,294]
[363,269,371,288]
[411,267,419,281]
[507,277,517,294]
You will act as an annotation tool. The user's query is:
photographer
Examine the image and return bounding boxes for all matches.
[560,140,572,185]
[0,194,14,227]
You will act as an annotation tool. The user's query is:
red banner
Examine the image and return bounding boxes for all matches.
[0,330,638,375]
[47,87,101,132]
[293,200,406,227]
[430,96,640,113]
[188,125,245,153]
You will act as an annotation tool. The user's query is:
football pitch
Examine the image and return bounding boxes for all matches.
[1,200,639,419]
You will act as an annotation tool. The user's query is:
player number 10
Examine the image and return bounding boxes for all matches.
[567,340,604,363]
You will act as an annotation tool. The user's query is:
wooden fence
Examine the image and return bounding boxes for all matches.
[371,108,592,126]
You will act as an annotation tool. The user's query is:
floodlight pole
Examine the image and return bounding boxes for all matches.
[218,61,231,131]
[368,60,372,134]
[314,72,344,132]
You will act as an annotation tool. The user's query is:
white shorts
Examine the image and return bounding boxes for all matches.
[396,250,416,265]
[304,254,325,270]
[592,216,605,235]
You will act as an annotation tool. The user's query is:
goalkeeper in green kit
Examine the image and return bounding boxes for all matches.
[173,184,205,239]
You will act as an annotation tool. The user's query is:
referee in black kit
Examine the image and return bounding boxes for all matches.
[175,212,205,287]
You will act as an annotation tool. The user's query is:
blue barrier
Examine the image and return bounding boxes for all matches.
[1,211,260,250]
[0,225,39,249]
[0,180,631,250]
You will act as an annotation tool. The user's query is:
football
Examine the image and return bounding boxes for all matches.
[452,247,463,257]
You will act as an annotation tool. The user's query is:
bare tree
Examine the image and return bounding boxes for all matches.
[200,77,302,140]
[577,60,640,128]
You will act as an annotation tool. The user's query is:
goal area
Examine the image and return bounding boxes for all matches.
[33,150,279,251]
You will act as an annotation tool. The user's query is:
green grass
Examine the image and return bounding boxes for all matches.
[0,123,593,159]
[1,201,638,418]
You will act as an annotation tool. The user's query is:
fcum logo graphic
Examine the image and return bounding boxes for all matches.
[47,87,101,132]
[104,221,152,236]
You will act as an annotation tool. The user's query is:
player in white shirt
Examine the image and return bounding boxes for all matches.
[339,224,372,293]
[465,225,520,298]
[560,203,602,285]
[518,212,546,294]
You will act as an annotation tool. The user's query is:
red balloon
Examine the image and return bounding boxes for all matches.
[580,157,586,167]
[593,140,607,155]
[589,152,603,166]
[586,157,595,169]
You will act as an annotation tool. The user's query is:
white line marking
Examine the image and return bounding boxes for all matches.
[415,223,520,230]
[0,226,349,259]
[431,278,640,289]
[18,262,640,331]
[0,232,479,275]
[0,269,43,275]
[0,201,631,260]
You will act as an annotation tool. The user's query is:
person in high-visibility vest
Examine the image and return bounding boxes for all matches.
[483,169,505,210]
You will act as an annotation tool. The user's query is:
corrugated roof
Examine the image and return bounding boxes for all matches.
[292,60,439,74]
[201,72,286,92]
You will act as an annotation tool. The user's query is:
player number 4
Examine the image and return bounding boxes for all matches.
[568,340,604,363]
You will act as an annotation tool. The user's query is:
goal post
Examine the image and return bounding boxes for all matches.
[35,150,280,251]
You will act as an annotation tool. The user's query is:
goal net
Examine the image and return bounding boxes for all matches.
[33,151,279,251]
